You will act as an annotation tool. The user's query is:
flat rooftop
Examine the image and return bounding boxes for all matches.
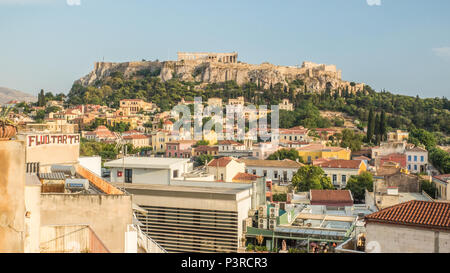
[111,183,248,200]
[104,157,189,169]
[367,191,432,209]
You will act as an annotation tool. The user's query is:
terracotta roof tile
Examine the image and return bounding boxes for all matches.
[365,200,450,230]
[241,159,303,168]
[233,172,260,182]
[208,157,236,167]
[310,190,354,206]
[316,159,363,169]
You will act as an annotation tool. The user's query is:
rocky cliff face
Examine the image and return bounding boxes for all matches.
[75,59,364,93]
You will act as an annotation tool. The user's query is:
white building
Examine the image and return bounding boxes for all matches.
[364,200,450,253]
[241,159,303,185]
[207,157,245,182]
[105,157,193,185]
[406,146,428,173]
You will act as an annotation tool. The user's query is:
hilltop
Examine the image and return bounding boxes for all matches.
[0,87,37,105]
[75,53,364,94]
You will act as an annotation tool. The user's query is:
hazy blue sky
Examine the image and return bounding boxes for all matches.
[0,0,449,98]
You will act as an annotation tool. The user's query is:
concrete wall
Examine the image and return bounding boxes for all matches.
[366,222,450,253]
[79,156,101,177]
[0,140,26,253]
[40,194,132,253]
[17,133,80,171]
[110,167,170,185]
[24,183,41,253]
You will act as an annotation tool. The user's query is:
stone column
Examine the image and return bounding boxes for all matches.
[0,140,26,253]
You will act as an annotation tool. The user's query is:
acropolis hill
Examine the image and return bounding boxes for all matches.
[76,52,364,93]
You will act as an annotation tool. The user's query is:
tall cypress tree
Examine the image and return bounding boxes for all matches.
[38,89,45,107]
[366,109,374,143]
[380,110,387,141]
[374,113,381,145]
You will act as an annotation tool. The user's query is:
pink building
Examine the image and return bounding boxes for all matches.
[166,140,197,158]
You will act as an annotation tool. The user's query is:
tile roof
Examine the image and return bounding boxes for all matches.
[241,159,303,168]
[310,190,354,206]
[123,134,149,140]
[433,174,450,184]
[207,157,237,167]
[365,200,450,230]
[316,159,363,169]
[233,172,260,182]
[218,140,244,146]
[406,146,428,153]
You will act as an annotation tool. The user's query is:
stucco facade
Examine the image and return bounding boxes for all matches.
[365,222,450,253]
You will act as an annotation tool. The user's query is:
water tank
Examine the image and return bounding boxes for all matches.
[65,179,89,191]
[51,165,76,176]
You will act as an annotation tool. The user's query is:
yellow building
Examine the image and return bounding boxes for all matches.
[151,130,174,153]
[314,159,367,189]
[119,99,154,116]
[296,144,351,163]
[203,130,218,145]
[387,130,409,142]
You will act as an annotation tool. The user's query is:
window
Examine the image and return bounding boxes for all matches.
[125,169,132,183]
[332,174,337,184]
[263,170,267,177]
[342,175,347,185]
[414,165,417,171]
[220,173,224,180]
[421,156,424,162]
[173,170,179,178]
[252,170,256,175]
[408,155,412,161]
[408,165,411,170]
[414,156,417,162]
[274,171,278,179]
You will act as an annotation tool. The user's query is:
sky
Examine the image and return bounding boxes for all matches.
[0,0,449,98]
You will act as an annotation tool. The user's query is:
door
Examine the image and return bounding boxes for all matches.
[125,169,133,183]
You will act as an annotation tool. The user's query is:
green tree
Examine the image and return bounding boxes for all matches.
[380,110,387,141]
[421,180,437,199]
[267,149,304,163]
[292,165,334,192]
[194,154,213,167]
[340,129,363,152]
[37,89,45,107]
[366,109,374,143]
[345,172,373,203]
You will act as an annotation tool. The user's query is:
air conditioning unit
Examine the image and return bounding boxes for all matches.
[258,205,267,218]
[269,207,279,218]
[258,218,267,229]
[268,219,277,230]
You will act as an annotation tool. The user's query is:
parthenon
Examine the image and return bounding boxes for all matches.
[177,52,238,63]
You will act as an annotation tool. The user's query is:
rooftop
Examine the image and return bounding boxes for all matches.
[241,159,303,168]
[365,200,450,231]
[310,190,354,206]
[433,174,450,184]
[316,159,363,169]
[207,157,239,167]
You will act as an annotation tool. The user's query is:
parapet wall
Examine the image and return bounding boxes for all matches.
[0,140,26,253]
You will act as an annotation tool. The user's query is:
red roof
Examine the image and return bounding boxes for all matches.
[433,174,450,184]
[218,140,243,146]
[310,190,354,206]
[233,172,260,182]
[208,157,236,167]
[365,200,450,230]
[123,135,148,140]
[316,159,363,169]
